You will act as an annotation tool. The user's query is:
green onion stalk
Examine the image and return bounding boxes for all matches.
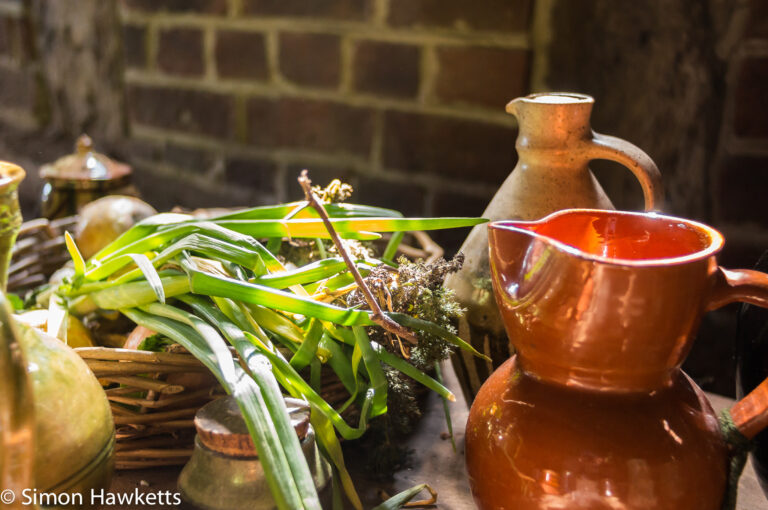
[55,194,489,510]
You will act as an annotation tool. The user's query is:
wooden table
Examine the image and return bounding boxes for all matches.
[108,363,768,509]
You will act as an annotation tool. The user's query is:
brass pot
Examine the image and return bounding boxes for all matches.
[39,135,137,219]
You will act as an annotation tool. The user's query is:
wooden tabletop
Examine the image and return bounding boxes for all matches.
[108,363,768,509]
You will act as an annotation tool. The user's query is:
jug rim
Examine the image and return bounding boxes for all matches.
[488,209,724,268]
[516,92,594,105]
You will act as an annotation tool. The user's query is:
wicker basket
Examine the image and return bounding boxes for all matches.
[8,216,442,469]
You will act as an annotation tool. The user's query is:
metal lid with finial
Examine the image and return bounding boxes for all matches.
[39,134,131,188]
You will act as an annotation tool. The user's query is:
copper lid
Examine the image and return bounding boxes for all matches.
[194,395,310,458]
[39,134,131,186]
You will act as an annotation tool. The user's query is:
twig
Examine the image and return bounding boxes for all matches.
[298,170,419,345]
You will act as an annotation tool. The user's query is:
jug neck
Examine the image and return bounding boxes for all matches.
[507,93,594,150]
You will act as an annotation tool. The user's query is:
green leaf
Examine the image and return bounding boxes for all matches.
[211,202,403,221]
[290,318,323,370]
[318,333,356,394]
[372,484,431,510]
[76,274,191,312]
[128,253,166,303]
[127,304,321,510]
[184,261,373,326]
[388,312,490,361]
[375,347,455,402]
[352,326,388,417]
[246,304,306,345]
[215,216,486,240]
[382,231,404,262]
[311,405,363,510]
[434,362,456,452]
[242,331,374,440]
[64,231,86,278]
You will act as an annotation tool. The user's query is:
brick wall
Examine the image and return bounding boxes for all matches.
[710,0,768,269]
[0,0,42,132]
[116,0,532,250]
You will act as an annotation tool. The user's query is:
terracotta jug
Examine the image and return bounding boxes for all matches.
[466,209,768,510]
[447,93,664,402]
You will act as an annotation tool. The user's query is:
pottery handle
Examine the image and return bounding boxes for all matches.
[585,132,664,212]
[707,267,768,439]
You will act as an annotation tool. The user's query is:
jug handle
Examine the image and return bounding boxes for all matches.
[707,267,768,439]
[584,132,664,211]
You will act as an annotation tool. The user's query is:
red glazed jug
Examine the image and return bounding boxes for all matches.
[466,209,768,510]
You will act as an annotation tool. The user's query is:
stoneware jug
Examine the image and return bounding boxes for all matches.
[447,93,664,403]
[466,209,768,510]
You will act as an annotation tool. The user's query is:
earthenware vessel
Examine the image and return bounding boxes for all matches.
[447,93,664,403]
[466,209,768,510]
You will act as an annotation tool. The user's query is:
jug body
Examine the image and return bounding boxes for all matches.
[466,209,768,509]
[448,93,663,402]
[466,357,728,510]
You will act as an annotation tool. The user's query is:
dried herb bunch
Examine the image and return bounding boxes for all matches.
[349,255,465,371]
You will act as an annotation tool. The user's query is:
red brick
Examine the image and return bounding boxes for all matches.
[716,156,768,228]
[122,24,146,69]
[157,28,204,77]
[0,17,12,56]
[216,31,267,80]
[247,97,373,156]
[279,33,340,88]
[746,0,768,39]
[0,66,34,110]
[128,85,233,139]
[356,176,426,217]
[388,0,531,32]
[224,157,277,192]
[122,0,227,15]
[165,144,218,174]
[0,16,27,62]
[352,41,420,98]
[435,46,529,108]
[242,0,371,20]
[383,111,516,184]
[734,57,768,139]
[430,191,490,255]
[133,165,257,212]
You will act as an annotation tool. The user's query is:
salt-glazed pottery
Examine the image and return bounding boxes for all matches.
[39,134,137,219]
[0,161,114,508]
[0,295,115,509]
[737,251,768,497]
[179,396,330,510]
[466,209,768,510]
[0,162,25,291]
[447,93,664,403]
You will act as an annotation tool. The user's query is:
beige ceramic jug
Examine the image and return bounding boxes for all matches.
[447,92,664,402]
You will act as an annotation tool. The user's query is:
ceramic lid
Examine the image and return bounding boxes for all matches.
[39,134,131,185]
[194,395,310,458]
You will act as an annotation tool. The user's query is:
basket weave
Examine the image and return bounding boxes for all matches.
[8,215,442,469]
